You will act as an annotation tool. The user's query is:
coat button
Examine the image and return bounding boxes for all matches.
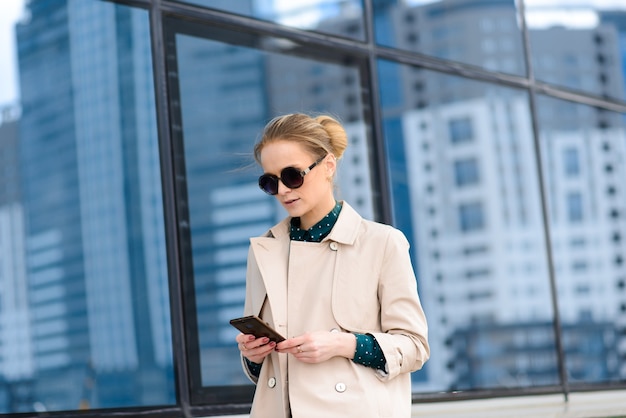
[335,382,346,393]
[329,242,338,251]
[268,377,276,388]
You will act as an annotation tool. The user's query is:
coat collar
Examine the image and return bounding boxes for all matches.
[266,200,362,245]
[325,201,362,245]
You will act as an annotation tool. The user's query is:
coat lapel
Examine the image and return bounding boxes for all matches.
[249,222,290,326]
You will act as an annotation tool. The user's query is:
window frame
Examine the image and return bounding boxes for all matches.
[156,6,390,411]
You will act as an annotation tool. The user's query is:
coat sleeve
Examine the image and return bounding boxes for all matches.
[369,227,430,382]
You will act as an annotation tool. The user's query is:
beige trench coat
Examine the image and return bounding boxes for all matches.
[241,201,429,418]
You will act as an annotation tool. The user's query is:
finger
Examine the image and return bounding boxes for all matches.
[236,333,255,344]
[245,341,276,362]
[291,344,307,356]
[277,337,304,351]
[246,337,270,350]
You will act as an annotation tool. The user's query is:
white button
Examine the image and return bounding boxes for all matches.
[335,382,346,393]
[330,328,340,333]
[329,242,338,251]
[268,377,276,388]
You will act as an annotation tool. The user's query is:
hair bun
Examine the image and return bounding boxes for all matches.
[316,115,347,160]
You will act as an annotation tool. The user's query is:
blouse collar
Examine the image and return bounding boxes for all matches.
[290,201,343,242]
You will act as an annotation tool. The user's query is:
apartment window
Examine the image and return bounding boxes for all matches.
[570,238,586,247]
[575,284,591,294]
[572,260,588,272]
[449,117,474,144]
[454,157,480,186]
[459,202,485,232]
[567,192,584,222]
[463,245,488,255]
[563,147,580,176]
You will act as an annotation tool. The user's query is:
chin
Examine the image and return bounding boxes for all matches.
[285,208,304,219]
[282,204,305,218]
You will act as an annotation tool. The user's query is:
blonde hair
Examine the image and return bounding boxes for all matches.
[254,113,348,164]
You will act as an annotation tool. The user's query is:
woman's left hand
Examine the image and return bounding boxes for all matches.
[275,330,356,363]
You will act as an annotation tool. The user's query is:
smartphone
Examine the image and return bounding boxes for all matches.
[229,315,285,343]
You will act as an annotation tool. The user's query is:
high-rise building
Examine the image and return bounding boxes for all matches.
[0,105,34,411]
[15,1,172,409]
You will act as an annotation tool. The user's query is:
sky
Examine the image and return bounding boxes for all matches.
[0,0,25,108]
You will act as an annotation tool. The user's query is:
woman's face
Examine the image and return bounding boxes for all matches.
[259,140,336,229]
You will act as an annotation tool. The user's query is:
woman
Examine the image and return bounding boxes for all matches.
[235,113,429,418]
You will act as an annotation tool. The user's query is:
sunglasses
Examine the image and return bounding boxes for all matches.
[258,155,327,195]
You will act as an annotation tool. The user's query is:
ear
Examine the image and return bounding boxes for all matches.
[325,154,337,177]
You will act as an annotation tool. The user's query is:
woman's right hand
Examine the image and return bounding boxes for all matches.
[236,333,276,364]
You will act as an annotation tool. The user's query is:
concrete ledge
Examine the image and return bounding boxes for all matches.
[412,390,626,418]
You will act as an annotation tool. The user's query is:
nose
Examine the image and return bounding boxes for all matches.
[276,179,292,195]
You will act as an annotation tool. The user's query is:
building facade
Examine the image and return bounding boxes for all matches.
[0,0,625,415]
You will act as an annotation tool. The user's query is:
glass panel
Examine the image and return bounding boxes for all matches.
[374,0,526,76]
[536,95,626,386]
[172,25,372,395]
[0,0,174,413]
[378,59,560,392]
[525,1,626,101]
[179,0,365,40]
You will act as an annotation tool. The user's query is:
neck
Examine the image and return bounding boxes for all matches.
[299,196,337,230]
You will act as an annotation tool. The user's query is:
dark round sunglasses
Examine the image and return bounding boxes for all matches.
[258,154,327,195]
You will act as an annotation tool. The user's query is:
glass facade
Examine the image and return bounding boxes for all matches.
[2,0,173,413]
[526,0,626,101]
[0,0,625,416]
[374,0,526,76]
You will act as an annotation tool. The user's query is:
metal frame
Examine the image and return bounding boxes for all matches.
[515,0,569,402]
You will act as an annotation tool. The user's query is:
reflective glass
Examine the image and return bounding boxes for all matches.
[172,27,372,392]
[374,0,526,76]
[180,0,365,40]
[378,59,560,392]
[0,0,174,413]
[536,95,626,386]
[525,0,626,101]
